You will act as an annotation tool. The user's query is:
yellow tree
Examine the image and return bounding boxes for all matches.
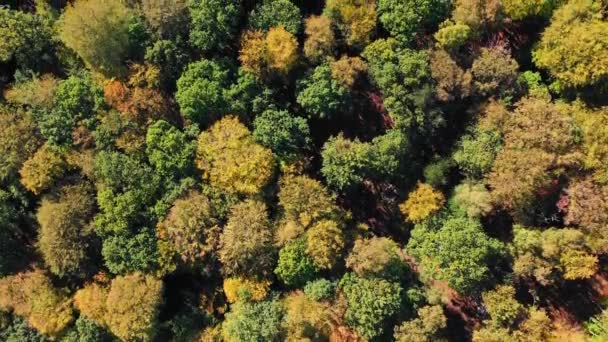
[196,116,275,195]
[399,182,445,223]
[303,15,335,63]
[20,143,67,195]
[265,26,299,75]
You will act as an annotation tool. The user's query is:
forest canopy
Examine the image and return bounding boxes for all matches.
[1,0,608,341]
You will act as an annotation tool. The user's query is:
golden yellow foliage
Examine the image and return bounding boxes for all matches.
[560,249,598,280]
[306,220,345,270]
[400,182,445,223]
[265,26,299,75]
[19,143,67,194]
[283,291,332,341]
[0,270,74,338]
[326,0,376,48]
[304,15,335,63]
[239,30,267,77]
[223,277,271,303]
[196,116,275,195]
[74,282,110,324]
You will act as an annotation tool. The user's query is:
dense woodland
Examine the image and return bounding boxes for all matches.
[1,0,608,341]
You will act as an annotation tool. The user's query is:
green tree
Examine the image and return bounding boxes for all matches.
[249,0,302,35]
[304,279,336,301]
[61,317,114,342]
[482,285,524,328]
[394,305,447,342]
[533,0,608,88]
[196,116,275,195]
[339,273,403,340]
[321,134,372,190]
[145,39,190,89]
[377,0,450,44]
[59,0,132,76]
[105,273,163,341]
[222,299,285,341]
[175,59,232,125]
[362,38,441,131]
[0,7,53,69]
[453,127,502,179]
[253,109,311,162]
[145,120,195,179]
[37,184,96,277]
[102,230,159,274]
[297,63,350,119]
[275,238,319,287]
[0,109,41,183]
[407,216,505,294]
[503,0,562,20]
[219,200,275,277]
[188,0,241,52]
[434,21,471,50]
[39,73,103,146]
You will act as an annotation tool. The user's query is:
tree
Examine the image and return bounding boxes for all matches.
[157,191,220,269]
[482,285,524,328]
[394,305,447,342]
[321,134,372,190]
[59,0,132,76]
[223,277,271,303]
[74,282,109,325]
[265,26,299,75]
[275,238,319,287]
[449,182,493,218]
[502,0,561,20]
[362,39,440,131]
[325,0,377,48]
[175,59,232,125]
[377,0,450,44]
[306,220,345,270]
[101,230,159,274]
[399,183,445,223]
[434,21,471,50]
[471,47,519,98]
[303,15,335,64]
[0,7,53,69]
[140,0,188,39]
[19,144,67,195]
[563,177,608,253]
[61,317,114,342]
[0,110,41,183]
[452,0,502,32]
[283,291,332,340]
[146,120,195,179]
[188,0,241,52]
[276,174,341,244]
[407,216,505,294]
[572,105,608,183]
[340,273,403,340]
[533,0,608,88]
[253,109,311,162]
[222,299,285,341]
[239,30,267,78]
[249,0,302,35]
[488,97,580,210]
[219,200,275,277]
[37,184,96,277]
[0,270,74,338]
[40,73,103,146]
[104,273,163,341]
[297,63,351,119]
[510,226,598,284]
[453,127,502,179]
[430,49,472,101]
[346,237,405,279]
[196,116,275,195]
[304,279,336,301]
[330,56,367,88]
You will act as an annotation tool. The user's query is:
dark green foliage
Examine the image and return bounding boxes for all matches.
[297,63,350,119]
[223,299,285,341]
[423,157,453,188]
[102,230,159,274]
[275,238,319,287]
[145,39,190,88]
[175,59,233,125]
[253,109,311,162]
[225,68,275,120]
[407,216,506,294]
[340,273,403,340]
[188,0,241,52]
[61,317,114,342]
[146,120,195,179]
[362,38,442,131]
[38,74,103,146]
[378,0,450,44]
[0,315,47,342]
[304,279,336,301]
[249,0,302,35]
